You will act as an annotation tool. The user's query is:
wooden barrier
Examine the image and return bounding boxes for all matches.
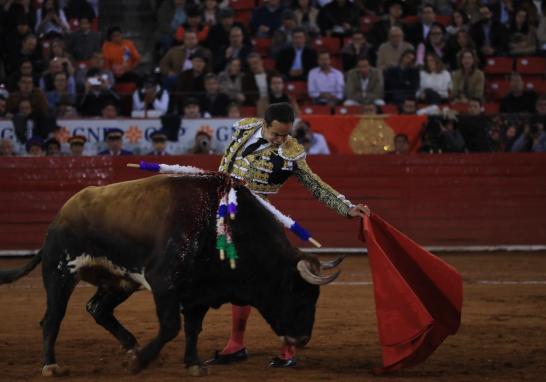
[1,154,546,251]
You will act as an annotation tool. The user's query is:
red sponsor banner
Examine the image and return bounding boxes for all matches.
[302,115,427,154]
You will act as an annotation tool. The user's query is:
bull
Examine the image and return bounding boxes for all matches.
[0,173,341,377]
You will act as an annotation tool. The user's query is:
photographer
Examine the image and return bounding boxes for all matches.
[292,120,330,155]
[191,126,215,154]
[511,122,546,153]
[77,69,120,117]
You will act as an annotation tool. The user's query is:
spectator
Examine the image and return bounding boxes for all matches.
[102,26,141,83]
[191,126,215,154]
[511,120,546,152]
[75,52,114,91]
[77,70,120,116]
[271,10,298,57]
[508,8,537,56]
[35,0,69,38]
[276,27,318,81]
[444,29,475,70]
[6,74,48,115]
[155,0,187,55]
[199,73,230,117]
[307,51,344,105]
[202,0,220,26]
[446,10,470,37]
[292,120,330,154]
[537,2,546,55]
[490,0,515,27]
[458,97,491,152]
[213,25,251,72]
[293,0,320,36]
[451,49,484,102]
[40,57,76,94]
[470,4,509,59]
[500,72,538,114]
[218,57,245,103]
[417,52,452,104]
[66,16,101,61]
[406,4,437,46]
[147,130,170,156]
[1,0,37,35]
[227,102,241,118]
[98,128,133,155]
[376,26,414,71]
[241,53,270,106]
[6,34,44,76]
[175,5,209,44]
[368,0,405,46]
[392,133,409,154]
[460,0,481,25]
[63,0,95,21]
[344,57,384,106]
[6,58,37,93]
[251,0,285,37]
[340,31,374,72]
[0,94,7,117]
[3,15,33,68]
[399,96,417,114]
[438,115,467,152]
[384,49,420,104]
[174,52,208,107]
[317,0,360,37]
[67,135,86,156]
[101,100,120,118]
[183,97,209,118]
[11,98,53,144]
[416,23,447,66]
[44,137,61,156]
[46,72,76,112]
[0,138,16,156]
[25,136,44,156]
[132,75,170,116]
[206,8,249,54]
[262,72,300,116]
[361,100,378,115]
[48,38,75,71]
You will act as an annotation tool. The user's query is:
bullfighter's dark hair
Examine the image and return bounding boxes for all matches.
[264,102,295,126]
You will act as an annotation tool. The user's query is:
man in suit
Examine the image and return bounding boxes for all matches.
[470,4,509,59]
[344,57,384,105]
[98,128,133,156]
[199,73,231,117]
[275,27,318,81]
[405,3,436,47]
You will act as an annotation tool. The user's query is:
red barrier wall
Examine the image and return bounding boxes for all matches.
[1,154,546,250]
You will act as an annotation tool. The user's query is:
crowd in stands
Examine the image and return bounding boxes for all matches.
[1,0,546,156]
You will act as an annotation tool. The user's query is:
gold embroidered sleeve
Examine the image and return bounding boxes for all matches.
[293,159,354,217]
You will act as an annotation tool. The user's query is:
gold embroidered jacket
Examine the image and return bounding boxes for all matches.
[219,118,354,217]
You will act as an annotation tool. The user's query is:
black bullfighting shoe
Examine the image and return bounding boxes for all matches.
[203,348,248,365]
[268,356,297,368]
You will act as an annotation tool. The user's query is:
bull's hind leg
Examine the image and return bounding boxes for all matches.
[86,285,138,351]
[183,305,209,376]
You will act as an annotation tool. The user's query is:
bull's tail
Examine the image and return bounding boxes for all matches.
[0,250,43,285]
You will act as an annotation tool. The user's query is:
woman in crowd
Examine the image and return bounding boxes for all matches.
[417,52,452,104]
[451,48,484,102]
[508,8,537,56]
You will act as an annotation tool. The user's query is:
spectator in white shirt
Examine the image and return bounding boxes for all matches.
[132,75,170,115]
[307,51,344,105]
[292,120,330,155]
[417,52,452,104]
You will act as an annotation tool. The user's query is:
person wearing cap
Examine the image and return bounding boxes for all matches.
[98,128,133,155]
[147,130,170,156]
[25,136,44,157]
[132,75,170,115]
[68,135,87,156]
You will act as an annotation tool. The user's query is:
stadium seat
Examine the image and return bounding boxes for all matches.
[286,81,308,101]
[113,82,138,95]
[483,57,513,75]
[229,0,255,10]
[301,105,332,115]
[335,105,361,115]
[402,15,419,25]
[449,102,469,113]
[253,38,271,56]
[381,104,399,115]
[484,102,500,114]
[515,57,546,75]
[311,37,340,53]
[436,15,451,27]
[262,57,275,71]
[486,79,511,101]
[524,79,546,94]
[240,106,257,117]
[234,10,252,28]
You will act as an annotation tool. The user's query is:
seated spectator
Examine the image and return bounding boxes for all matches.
[25,136,45,157]
[11,99,54,144]
[341,31,374,72]
[227,102,241,118]
[1,0,37,36]
[261,72,300,116]
[35,0,69,38]
[77,70,120,116]
[132,75,170,116]
[376,26,414,71]
[56,96,78,117]
[384,49,420,104]
[451,49,484,102]
[75,52,114,91]
[0,94,7,117]
[508,8,537,56]
[416,23,447,66]
[417,52,451,104]
[98,128,133,156]
[46,72,76,112]
[307,51,344,105]
[5,34,44,77]
[39,57,76,94]
[101,100,120,118]
[0,138,17,156]
[63,0,95,21]
[399,96,417,114]
[271,10,298,57]
[175,5,209,45]
[6,59,37,93]
[191,126,215,154]
[102,26,141,83]
[470,4,509,60]
[44,137,62,156]
[292,120,330,155]
[500,72,538,114]
[67,135,87,156]
[444,29,475,70]
[218,58,245,103]
[48,39,75,70]
[242,53,269,106]
[317,0,360,37]
[67,16,101,61]
[457,97,492,152]
[206,8,249,54]
[392,133,409,154]
[406,4,437,45]
[275,27,318,81]
[344,57,384,106]
[155,0,187,56]
[213,25,251,73]
[538,3,546,55]
[293,0,320,36]
[368,0,405,46]
[202,0,220,26]
[439,115,467,152]
[3,15,34,69]
[199,73,230,117]
[511,121,546,152]
[446,10,470,37]
[147,130,170,156]
[6,74,48,116]
[251,0,285,37]
[183,97,209,119]
[460,0,481,25]
[174,52,208,107]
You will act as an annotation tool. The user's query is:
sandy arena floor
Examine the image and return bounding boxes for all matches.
[1,252,545,382]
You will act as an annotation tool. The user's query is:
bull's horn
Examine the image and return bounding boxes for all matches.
[297,261,340,286]
[320,256,345,270]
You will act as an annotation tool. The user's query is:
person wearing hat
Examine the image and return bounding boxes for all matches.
[25,136,44,157]
[132,75,170,115]
[45,138,62,156]
[67,135,87,156]
[98,128,133,156]
[147,130,170,156]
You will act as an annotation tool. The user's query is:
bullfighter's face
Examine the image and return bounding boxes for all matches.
[263,120,292,146]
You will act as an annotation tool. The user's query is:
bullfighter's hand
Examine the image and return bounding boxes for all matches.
[348,204,370,218]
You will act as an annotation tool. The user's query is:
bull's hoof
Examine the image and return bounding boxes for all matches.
[42,364,70,377]
[268,357,296,368]
[124,349,142,374]
[187,365,209,377]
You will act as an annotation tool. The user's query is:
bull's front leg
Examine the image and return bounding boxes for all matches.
[182,305,209,377]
